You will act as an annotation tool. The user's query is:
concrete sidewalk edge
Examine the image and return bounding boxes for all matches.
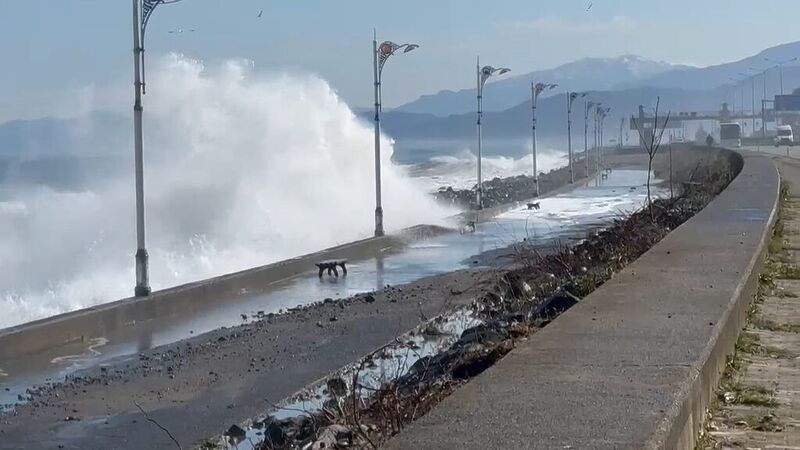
[650,157,781,449]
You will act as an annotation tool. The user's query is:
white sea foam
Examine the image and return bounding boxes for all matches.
[409,148,568,191]
[0,54,453,329]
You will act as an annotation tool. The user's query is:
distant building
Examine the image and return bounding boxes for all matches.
[774,94,800,133]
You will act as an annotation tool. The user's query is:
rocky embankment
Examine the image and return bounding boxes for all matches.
[434,154,596,209]
[434,146,735,211]
[237,148,741,450]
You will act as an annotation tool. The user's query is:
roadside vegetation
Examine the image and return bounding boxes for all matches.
[699,183,791,449]
[214,150,740,450]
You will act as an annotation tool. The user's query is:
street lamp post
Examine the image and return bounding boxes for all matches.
[750,67,769,136]
[592,103,600,172]
[729,77,745,118]
[372,30,419,236]
[584,100,596,178]
[566,91,586,183]
[531,82,556,197]
[131,0,184,297]
[598,107,610,169]
[727,78,739,117]
[476,59,510,209]
[739,72,756,136]
[765,57,797,95]
[593,105,601,172]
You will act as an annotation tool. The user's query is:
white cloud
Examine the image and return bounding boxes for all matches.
[509,15,641,35]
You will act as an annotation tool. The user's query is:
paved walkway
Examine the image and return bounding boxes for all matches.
[705,156,800,448]
[385,151,778,449]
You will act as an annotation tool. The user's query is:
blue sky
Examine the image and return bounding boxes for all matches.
[2,0,800,121]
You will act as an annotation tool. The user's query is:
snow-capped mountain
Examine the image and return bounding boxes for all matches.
[394,55,690,116]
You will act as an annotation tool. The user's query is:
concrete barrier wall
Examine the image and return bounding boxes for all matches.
[0,159,604,362]
[385,150,779,449]
[0,229,428,361]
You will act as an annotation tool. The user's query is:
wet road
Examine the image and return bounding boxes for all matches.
[0,169,657,407]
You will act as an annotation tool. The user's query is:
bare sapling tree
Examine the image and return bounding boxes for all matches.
[631,97,671,220]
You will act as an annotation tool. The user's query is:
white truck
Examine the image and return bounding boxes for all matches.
[720,122,742,148]
[775,125,794,146]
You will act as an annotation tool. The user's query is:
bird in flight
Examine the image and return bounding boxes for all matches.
[587,2,593,10]
[257,9,263,18]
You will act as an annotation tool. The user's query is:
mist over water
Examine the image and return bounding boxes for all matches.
[0,55,453,329]
[405,148,567,191]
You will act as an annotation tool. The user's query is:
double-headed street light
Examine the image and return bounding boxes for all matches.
[131,0,185,297]
[372,30,419,236]
[597,107,610,170]
[584,100,596,177]
[593,104,602,170]
[750,66,770,136]
[566,91,586,183]
[592,102,603,155]
[764,56,797,95]
[476,59,510,209]
[729,76,746,117]
[738,72,757,135]
[531,82,556,197]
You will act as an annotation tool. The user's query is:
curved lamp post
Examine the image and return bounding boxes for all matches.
[476,59,510,209]
[584,100,596,177]
[372,30,418,236]
[729,76,746,117]
[595,106,609,170]
[131,0,184,297]
[765,56,797,95]
[601,107,611,168]
[738,72,756,135]
[566,91,586,183]
[592,103,603,170]
[750,66,770,136]
[531,82,556,197]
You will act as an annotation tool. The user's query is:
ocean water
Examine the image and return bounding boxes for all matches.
[396,138,569,191]
[0,55,458,330]
[0,55,576,331]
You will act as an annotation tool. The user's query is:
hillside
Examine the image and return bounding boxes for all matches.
[394,55,688,116]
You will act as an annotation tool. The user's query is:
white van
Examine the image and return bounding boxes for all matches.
[775,125,794,146]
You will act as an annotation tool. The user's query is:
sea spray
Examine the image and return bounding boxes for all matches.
[0,54,452,329]
[405,147,568,191]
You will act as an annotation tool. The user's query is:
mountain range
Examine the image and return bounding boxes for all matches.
[3,40,800,166]
[395,55,690,116]
[393,40,800,120]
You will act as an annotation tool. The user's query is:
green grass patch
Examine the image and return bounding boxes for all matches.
[737,414,784,432]
[718,380,778,407]
[752,317,800,333]
[736,331,798,358]
[775,289,799,298]
[775,263,800,279]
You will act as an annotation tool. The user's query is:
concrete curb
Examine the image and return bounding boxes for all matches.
[0,231,414,360]
[0,155,606,362]
[649,153,780,449]
[384,150,780,450]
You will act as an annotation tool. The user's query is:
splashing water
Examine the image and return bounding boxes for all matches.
[0,55,453,329]
[405,148,568,191]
